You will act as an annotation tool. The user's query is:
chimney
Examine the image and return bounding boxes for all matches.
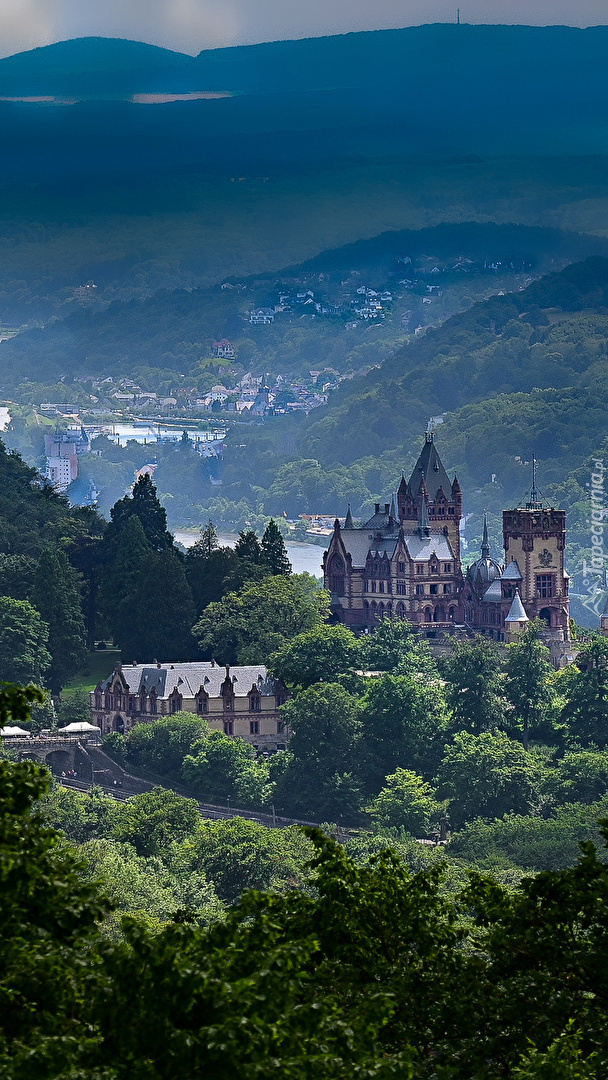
[375,503,380,514]
[384,503,390,514]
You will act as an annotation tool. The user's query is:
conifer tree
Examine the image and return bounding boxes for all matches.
[0,596,51,685]
[32,548,86,695]
[261,519,291,575]
[105,474,173,554]
[105,515,152,660]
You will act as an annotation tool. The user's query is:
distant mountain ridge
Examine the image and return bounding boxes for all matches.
[1,24,608,104]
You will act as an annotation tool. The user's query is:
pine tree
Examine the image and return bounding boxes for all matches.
[105,475,173,554]
[137,550,196,661]
[104,516,152,661]
[32,549,86,695]
[234,529,263,565]
[261,519,291,576]
[198,520,218,557]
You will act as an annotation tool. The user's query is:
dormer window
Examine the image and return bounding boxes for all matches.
[169,691,182,714]
[250,693,261,712]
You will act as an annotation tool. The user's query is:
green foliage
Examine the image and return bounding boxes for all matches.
[261,518,291,575]
[40,781,112,843]
[367,768,444,836]
[105,472,173,554]
[103,730,127,765]
[108,787,201,858]
[436,730,544,828]
[0,554,37,600]
[561,637,608,748]
[505,620,555,748]
[270,623,361,689]
[183,816,314,904]
[448,801,608,872]
[182,730,271,808]
[185,536,239,613]
[275,682,363,820]
[548,750,608,805]
[359,672,448,787]
[444,636,508,734]
[193,572,330,664]
[56,688,91,728]
[0,596,51,686]
[124,713,209,778]
[31,548,86,695]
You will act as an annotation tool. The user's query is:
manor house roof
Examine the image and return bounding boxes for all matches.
[100,662,278,699]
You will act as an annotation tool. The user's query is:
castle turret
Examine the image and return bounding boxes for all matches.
[504,590,529,642]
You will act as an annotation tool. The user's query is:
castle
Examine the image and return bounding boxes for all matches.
[322,432,570,645]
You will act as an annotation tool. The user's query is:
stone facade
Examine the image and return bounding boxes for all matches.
[322,432,464,631]
[91,661,289,751]
[323,433,570,647]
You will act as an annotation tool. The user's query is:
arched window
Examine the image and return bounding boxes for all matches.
[149,688,157,715]
[330,554,345,596]
[139,692,147,713]
[424,608,432,623]
[397,602,405,618]
[95,691,102,709]
[169,691,182,714]
[196,690,208,714]
[449,606,456,620]
[250,693,261,712]
[539,607,552,626]
[113,715,125,734]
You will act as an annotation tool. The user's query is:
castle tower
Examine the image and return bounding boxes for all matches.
[398,431,462,560]
[504,590,529,643]
[502,461,570,640]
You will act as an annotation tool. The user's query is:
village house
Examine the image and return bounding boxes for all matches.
[91,661,289,751]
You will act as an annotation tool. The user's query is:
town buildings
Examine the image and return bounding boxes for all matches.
[323,433,570,650]
[91,661,289,751]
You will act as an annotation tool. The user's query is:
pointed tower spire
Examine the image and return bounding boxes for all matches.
[389,493,398,521]
[481,513,490,559]
[418,493,431,537]
[344,504,354,529]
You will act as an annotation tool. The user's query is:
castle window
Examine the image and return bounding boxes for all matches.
[277,720,285,734]
[397,581,406,595]
[95,691,102,709]
[430,584,439,595]
[225,697,233,711]
[224,720,234,735]
[250,695,261,712]
[416,564,424,574]
[443,584,451,594]
[536,574,554,599]
[371,582,377,592]
[448,507,455,515]
[416,584,425,595]
[364,580,369,592]
[196,695,208,714]
[149,691,157,715]
[128,696,135,712]
[398,561,406,573]
[330,554,345,596]
[276,693,286,706]
[430,564,439,574]
[397,602,405,617]
[379,581,384,593]
[250,720,260,735]
[170,693,182,714]
[443,563,452,573]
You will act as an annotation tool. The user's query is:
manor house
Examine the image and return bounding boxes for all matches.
[91,661,289,751]
[323,432,570,644]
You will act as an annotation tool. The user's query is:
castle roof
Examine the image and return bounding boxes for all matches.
[405,533,453,562]
[101,662,278,699]
[408,433,453,502]
[505,591,528,623]
[482,579,503,603]
[467,515,502,585]
[502,559,523,581]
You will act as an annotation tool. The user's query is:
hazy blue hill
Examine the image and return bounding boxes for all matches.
[0,25,606,158]
[0,38,194,96]
[2,223,606,386]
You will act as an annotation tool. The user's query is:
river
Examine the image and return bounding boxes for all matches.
[173,530,325,578]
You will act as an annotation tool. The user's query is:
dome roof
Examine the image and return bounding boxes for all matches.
[467,513,502,585]
[467,555,502,585]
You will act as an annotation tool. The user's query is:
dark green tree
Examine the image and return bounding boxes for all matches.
[105,474,173,554]
[124,713,209,779]
[0,596,51,686]
[109,787,201,858]
[359,673,449,789]
[561,637,608,747]
[197,519,218,556]
[269,623,361,689]
[436,730,543,828]
[444,636,507,734]
[136,549,196,661]
[183,731,270,808]
[275,682,363,820]
[104,514,152,659]
[0,554,37,600]
[261,518,291,575]
[185,538,240,614]
[505,619,554,749]
[193,574,330,664]
[31,548,86,694]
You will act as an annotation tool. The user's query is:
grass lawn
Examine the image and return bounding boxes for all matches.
[63,650,121,695]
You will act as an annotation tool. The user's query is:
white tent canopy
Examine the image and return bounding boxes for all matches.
[0,726,30,737]
[56,722,101,733]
